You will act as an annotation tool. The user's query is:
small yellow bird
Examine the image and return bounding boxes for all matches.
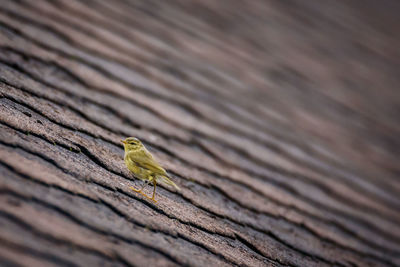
[121,137,180,202]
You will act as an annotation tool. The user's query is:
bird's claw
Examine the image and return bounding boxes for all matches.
[129,186,157,203]
[129,186,142,193]
[140,192,157,203]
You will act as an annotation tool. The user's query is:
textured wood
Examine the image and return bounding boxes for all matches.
[0,0,399,266]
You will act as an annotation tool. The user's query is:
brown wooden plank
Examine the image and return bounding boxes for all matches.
[0,0,399,266]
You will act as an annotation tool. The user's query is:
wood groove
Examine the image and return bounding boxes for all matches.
[1,1,398,265]
[0,191,180,267]
[13,0,400,202]
[0,158,278,267]
[0,99,397,266]
[1,6,398,212]
[0,48,400,241]
[1,74,400,263]
[1,62,400,257]
[0,131,329,266]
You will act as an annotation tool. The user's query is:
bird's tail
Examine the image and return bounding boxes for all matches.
[157,175,180,190]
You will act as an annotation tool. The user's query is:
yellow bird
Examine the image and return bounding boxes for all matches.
[121,137,180,202]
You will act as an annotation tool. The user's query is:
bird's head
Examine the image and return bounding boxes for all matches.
[121,137,142,151]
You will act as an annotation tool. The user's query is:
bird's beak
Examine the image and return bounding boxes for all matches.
[121,140,126,144]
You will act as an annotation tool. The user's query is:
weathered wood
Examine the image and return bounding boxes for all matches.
[0,0,399,266]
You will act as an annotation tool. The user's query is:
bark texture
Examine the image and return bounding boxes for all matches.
[0,0,399,266]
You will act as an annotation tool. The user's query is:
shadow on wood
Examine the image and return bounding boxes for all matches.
[0,0,399,266]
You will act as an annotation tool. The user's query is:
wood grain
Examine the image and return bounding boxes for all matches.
[0,0,399,266]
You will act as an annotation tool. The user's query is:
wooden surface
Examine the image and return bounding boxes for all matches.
[0,0,399,266]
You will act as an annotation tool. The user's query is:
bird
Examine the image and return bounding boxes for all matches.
[121,137,180,202]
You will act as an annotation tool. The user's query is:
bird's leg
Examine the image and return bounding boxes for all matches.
[131,178,157,203]
[142,178,157,203]
[129,180,147,194]
[150,180,157,202]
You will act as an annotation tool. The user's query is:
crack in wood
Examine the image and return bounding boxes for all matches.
[1,75,400,260]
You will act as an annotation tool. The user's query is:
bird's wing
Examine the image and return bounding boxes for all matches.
[127,149,167,176]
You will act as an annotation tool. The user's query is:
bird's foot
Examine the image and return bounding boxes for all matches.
[141,192,157,203]
[129,186,157,203]
[129,186,142,193]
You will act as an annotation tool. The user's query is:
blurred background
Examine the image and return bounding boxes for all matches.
[126,0,400,182]
[0,0,399,266]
